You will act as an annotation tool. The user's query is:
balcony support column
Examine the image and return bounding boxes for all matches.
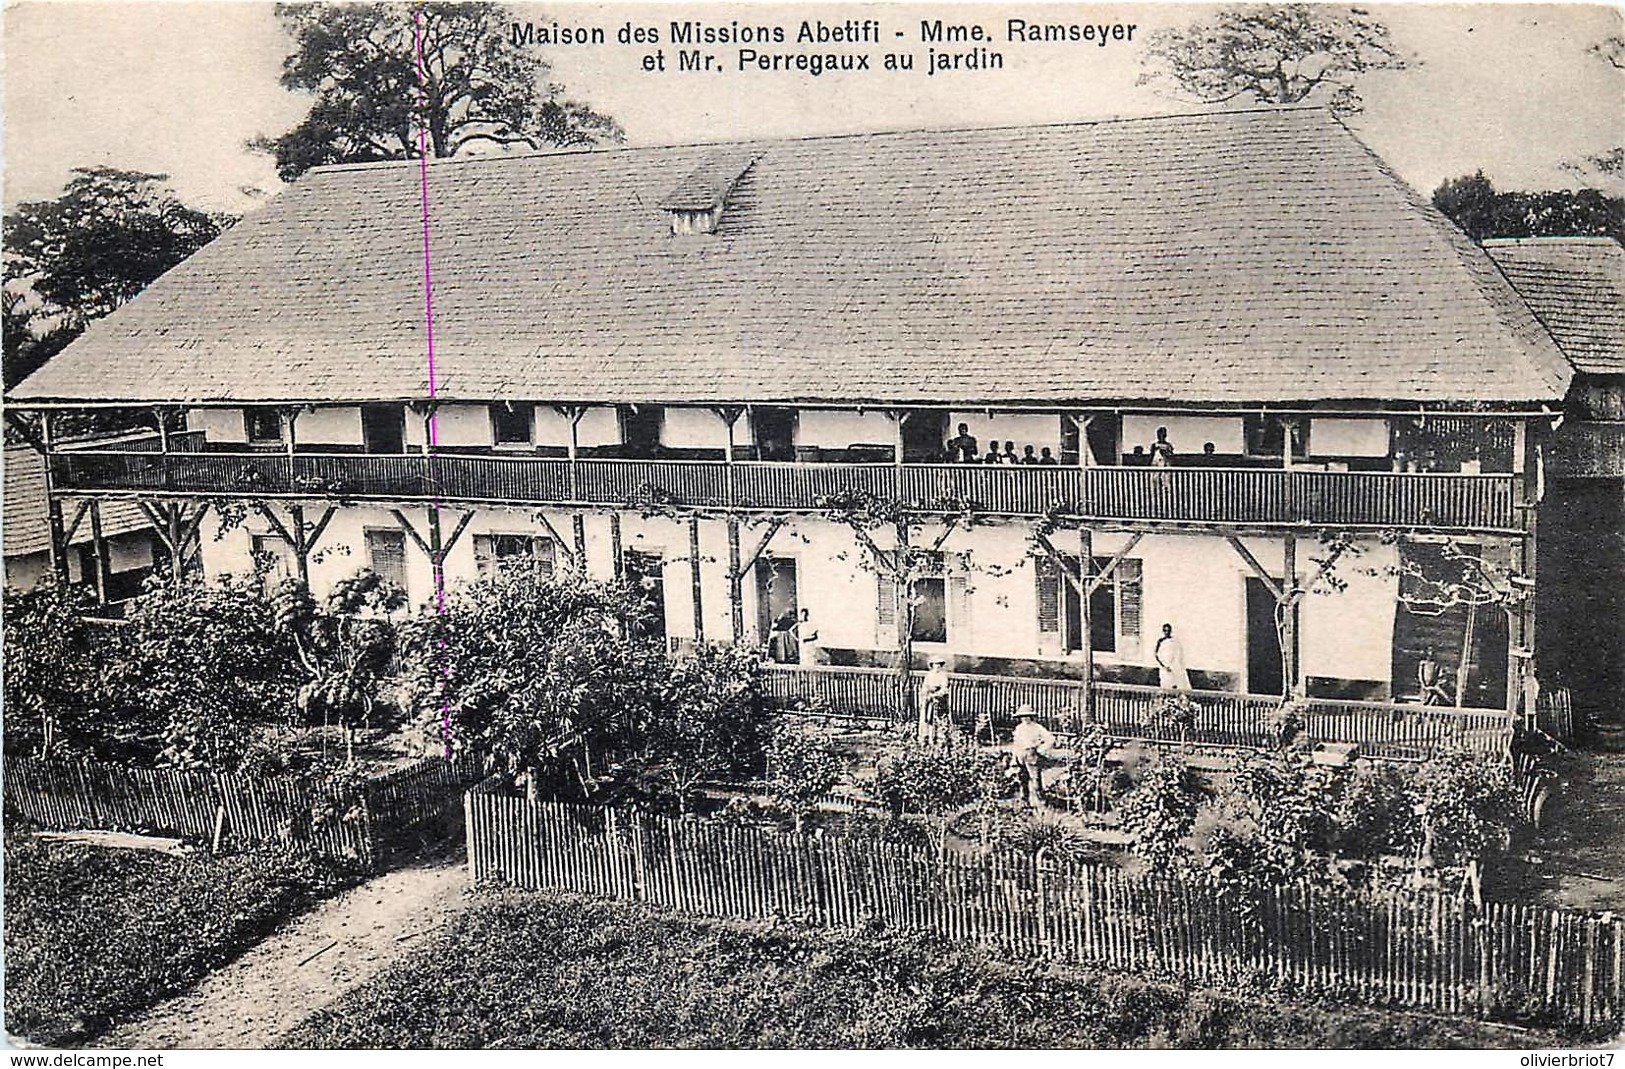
[1078,526,1094,727]
[688,516,705,646]
[137,500,210,585]
[36,412,73,586]
[572,513,587,573]
[556,405,586,501]
[610,513,624,580]
[1282,533,1299,699]
[725,517,783,646]
[717,406,744,507]
[392,506,475,600]
[88,500,112,606]
[252,502,338,589]
[889,411,909,498]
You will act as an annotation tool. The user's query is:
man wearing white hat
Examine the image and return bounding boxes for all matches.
[1011,705,1058,808]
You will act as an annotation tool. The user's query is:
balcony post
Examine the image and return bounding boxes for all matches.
[1282,533,1299,699]
[718,406,743,507]
[1079,525,1094,729]
[280,407,299,492]
[563,405,584,501]
[88,500,112,606]
[610,512,624,580]
[890,411,908,499]
[688,516,705,645]
[726,516,744,643]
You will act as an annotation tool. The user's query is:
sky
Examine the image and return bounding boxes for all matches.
[2,1,1622,215]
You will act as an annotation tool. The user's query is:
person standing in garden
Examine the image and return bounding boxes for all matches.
[918,655,951,745]
[1010,705,1057,808]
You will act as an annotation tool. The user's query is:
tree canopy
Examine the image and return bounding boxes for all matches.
[254,2,623,181]
[1431,172,1624,244]
[1137,4,1407,115]
[3,167,226,389]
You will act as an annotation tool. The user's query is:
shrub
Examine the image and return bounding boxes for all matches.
[766,722,843,831]
[1114,758,1204,870]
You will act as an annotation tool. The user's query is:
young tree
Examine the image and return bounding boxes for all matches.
[104,571,299,769]
[873,740,1004,854]
[2,583,106,757]
[253,2,622,181]
[272,569,406,766]
[632,643,770,813]
[1137,4,1408,115]
[399,571,662,792]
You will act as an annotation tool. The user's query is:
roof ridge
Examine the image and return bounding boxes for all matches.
[301,105,1331,179]
[1481,236,1623,247]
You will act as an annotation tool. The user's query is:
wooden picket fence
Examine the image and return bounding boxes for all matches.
[465,786,1625,1029]
[5,752,481,868]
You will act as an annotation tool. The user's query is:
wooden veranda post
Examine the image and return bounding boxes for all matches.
[87,501,112,606]
[1078,526,1094,725]
[688,516,705,645]
[726,519,783,647]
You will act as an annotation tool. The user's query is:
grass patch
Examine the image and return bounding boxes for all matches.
[282,891,1582,1049]
[4,834,356,1046]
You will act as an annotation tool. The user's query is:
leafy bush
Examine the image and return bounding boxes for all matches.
[766,721,843,831]
[279,890,1579,1049]
[2,582,109,758]
[1114,759,1204,869]
[3,835,353,1046]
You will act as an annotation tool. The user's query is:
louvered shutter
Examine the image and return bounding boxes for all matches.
[534,537,556,579]
[472,534,496,577]
[948,553,971,646]
[1117,558,1143,645]
[1035,556,1061,637]
[876,572,897,646]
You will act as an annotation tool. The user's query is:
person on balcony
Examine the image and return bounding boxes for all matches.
[1155,623,1191,691]
[1038,448,1058,465]
[918,655,952,745]
[982,442,1003,465]
[1417,648,1451,705]
[1019,445,1039,464]
[1001,441,1020,464]
[1011,705,1060,808]
[794,608,820,667]
[1149,427,1176,467]
[946,424,979,464]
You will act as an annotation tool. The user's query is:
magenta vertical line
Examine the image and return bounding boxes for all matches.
[413,5,454,756]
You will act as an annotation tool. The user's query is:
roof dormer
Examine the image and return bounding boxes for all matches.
[661,150,760,235]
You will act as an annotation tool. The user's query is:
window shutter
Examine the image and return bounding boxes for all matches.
[535,537,557,579]
[876,571,897,645]
[473,534,495,577]
[1035,556,1061,636]
[948,553,971,645]
[1117,558,1143,641]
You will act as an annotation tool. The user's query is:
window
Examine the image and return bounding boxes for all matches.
[250,533,294,582]
[877,552,968,646]
[1036,554,1142,655]
[490,403,535,446]
[244,409,283,444]
[474,533,555,578]
[365,529,408,592]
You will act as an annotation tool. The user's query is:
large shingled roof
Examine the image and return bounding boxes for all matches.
[1483,237,1625,376]
[10,108,1572,407]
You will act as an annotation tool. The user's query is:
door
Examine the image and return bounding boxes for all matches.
[624,550,666,640]
[360,404,405,454]
[1246,576,1296,696]
[752,407,797,461]
[755,557,799,660]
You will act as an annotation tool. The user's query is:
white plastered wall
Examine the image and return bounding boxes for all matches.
[1121,415,1244,455]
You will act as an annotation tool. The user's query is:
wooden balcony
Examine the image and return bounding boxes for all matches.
[49,449,1521,531]
[759,664,1512,762]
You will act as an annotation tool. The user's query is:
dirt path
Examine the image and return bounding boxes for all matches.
[97,852,473,1049]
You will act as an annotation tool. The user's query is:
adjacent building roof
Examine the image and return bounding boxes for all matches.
[10,108,1573,408]
[3,444,150,557]
[1483,237,1625,376]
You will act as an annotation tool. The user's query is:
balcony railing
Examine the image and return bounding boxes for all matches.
[759,664,1512,762]
[49,450,1520,530]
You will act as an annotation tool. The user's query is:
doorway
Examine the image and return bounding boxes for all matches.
[1245,576,1295,696]
[900,410,950,463]
[752,407,797,461]
[623,550,667,641]
[360,404,405,454]
[619,406,663,458]
[755,557,799,661]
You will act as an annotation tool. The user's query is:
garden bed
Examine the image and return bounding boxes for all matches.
[3,833,357,1046]
[280,890,1582,1049]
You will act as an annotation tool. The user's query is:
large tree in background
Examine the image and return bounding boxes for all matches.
[1137,4,1407,115]
[253,2,622,181]
[3,167,226,389]
[1432,172,1624,244]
